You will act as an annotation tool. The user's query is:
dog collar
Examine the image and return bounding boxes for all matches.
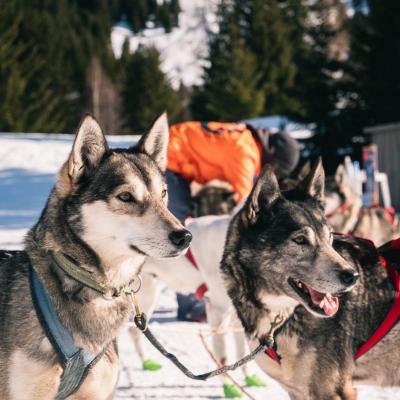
[49,251,142,299]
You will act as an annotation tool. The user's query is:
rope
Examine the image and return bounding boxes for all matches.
[126,321,245,335]
[198,331,257,400]
[133,312,272,381]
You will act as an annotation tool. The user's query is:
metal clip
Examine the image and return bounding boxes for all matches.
[263,313,285,348]
[126,275,142,294]
[128,292,147,332]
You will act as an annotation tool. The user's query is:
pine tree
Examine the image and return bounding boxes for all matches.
[193,8,265,121]
[193,0,298,120]
[120,46,182,132]
[281,0,342,124]
[234,0,298,115]
[0,7,66,132]
[0,0,118,132]
[348,0,400,125]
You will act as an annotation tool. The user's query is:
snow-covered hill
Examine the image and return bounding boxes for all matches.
[111,0,219,88]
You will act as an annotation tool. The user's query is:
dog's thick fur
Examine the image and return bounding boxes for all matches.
[325,165,400,245]
[221,160,400,399]
[0,114,191,399]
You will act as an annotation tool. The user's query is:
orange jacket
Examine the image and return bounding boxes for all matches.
[167,121,262,201]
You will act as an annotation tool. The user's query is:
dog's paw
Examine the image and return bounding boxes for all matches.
[143,359,162,371]
[245,374,267,387]
[223,383,243,398]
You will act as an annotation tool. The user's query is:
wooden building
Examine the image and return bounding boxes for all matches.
[365,123,400,209]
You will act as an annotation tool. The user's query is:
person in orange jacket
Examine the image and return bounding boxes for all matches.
[166,121,300,220]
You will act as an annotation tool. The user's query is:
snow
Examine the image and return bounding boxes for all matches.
[111,0,219,88]
[243,116,316,140]
[0,133,399,399]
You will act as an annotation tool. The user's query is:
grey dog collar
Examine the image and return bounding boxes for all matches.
[49,251,142,299]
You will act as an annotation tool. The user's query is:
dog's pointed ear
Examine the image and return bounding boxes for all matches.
[137,112,169,172]
[245,165,281,224]
[68,115,108,182]
[335,164,347,187]
[296,160,312,182]
[300,157,325,203]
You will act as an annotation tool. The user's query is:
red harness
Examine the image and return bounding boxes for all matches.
[326,203,351,219]
[371,205,397,227]
[326,203,398,231]
[265,238,400,365]
[186,248,208,300]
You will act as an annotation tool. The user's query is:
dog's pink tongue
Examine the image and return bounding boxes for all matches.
[309,288,339,317]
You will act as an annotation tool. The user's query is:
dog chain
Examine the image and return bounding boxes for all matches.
[129,287,286,380]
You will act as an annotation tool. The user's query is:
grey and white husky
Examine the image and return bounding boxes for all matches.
[221,159,400,399]
[0,114,192,399]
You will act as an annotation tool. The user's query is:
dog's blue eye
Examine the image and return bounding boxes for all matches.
[117,192,135,203]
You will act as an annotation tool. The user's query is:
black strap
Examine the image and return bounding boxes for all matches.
[30,267,101,399]
[134,313,272,380]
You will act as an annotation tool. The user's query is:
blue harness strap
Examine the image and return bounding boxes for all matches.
[30,267,101,399]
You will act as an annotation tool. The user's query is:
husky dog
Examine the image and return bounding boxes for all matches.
[326,165,400,245]
[0,114,192,399]
[190,180,237,217]
[221,159,400,399]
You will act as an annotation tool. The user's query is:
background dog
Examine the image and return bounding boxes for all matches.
[325,165,400,245]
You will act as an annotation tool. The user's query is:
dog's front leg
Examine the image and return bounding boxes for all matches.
[205,300,227,368]
[337,374,357,400]
[8,349,62,400]
[308,367,357,400]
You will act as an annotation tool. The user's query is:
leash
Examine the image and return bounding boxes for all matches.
[129,292,284,380]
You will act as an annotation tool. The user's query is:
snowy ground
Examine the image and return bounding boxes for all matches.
[0,133,399,399]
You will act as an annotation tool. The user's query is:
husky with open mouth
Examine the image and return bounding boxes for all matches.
[0,114,192,399]
[221,159,400,399]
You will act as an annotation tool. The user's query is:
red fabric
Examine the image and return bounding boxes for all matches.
[185,248,209,300]
[326,203,350,219]
[384,207,396,226]
[195,284,209,301]
[354,250,400,359]
[186,248,198,269]
[369,205,397,226]
[264,347,281,364]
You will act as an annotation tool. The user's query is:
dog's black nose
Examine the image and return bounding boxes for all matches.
[340,270,359,286]
[169,230,192,249]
